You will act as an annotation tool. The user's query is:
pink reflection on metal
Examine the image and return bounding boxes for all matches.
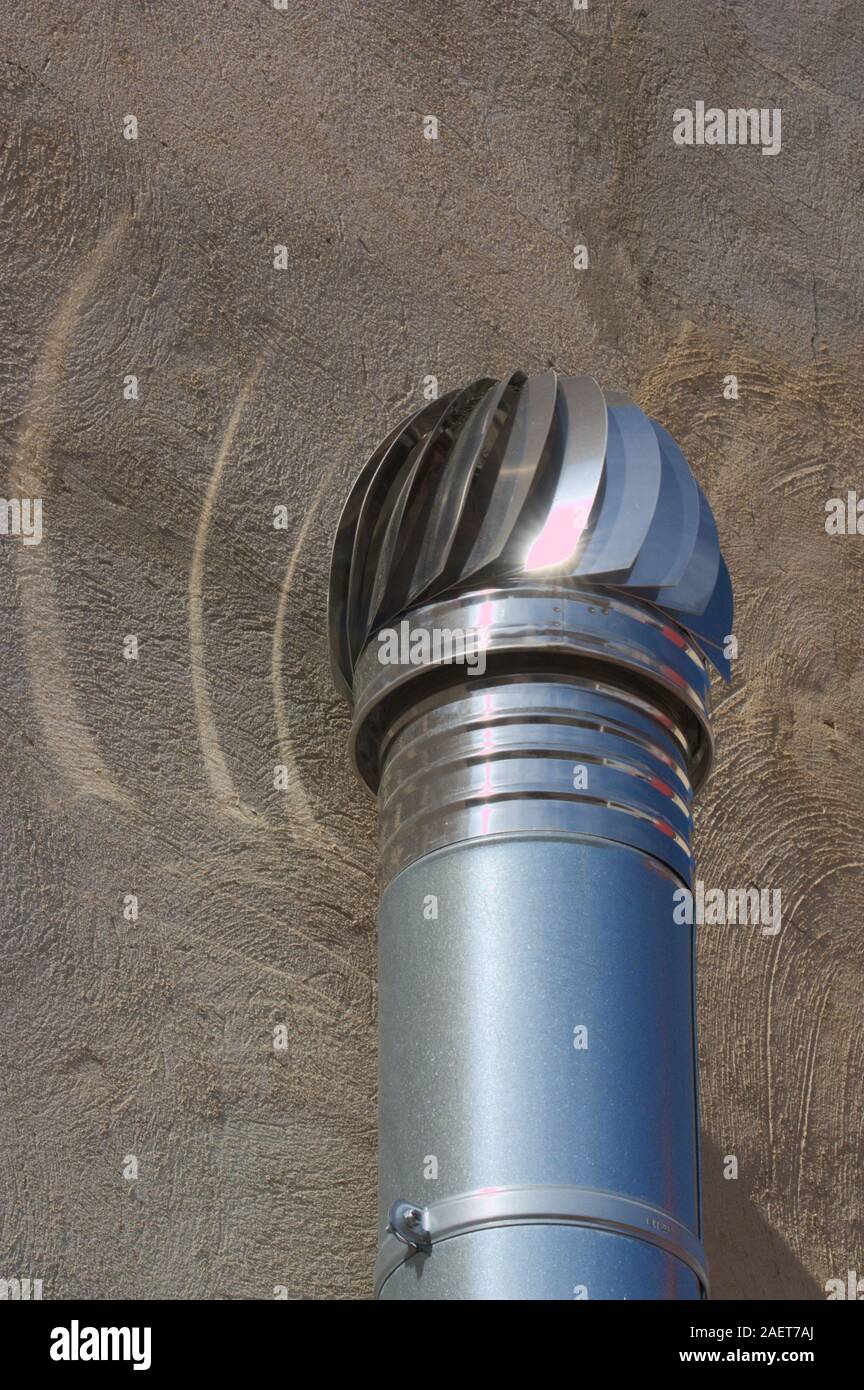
[524,498,592,571]
[480,753,493,836]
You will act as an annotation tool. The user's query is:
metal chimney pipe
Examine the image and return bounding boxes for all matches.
[328,372,732,1300]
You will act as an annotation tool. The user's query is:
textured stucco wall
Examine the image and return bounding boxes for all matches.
[1,0,861,1299]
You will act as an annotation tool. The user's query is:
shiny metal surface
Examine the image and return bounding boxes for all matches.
[327,370,733,684]
[524,375,607,571]
[375,1185,709,1297]
[327,369,732,1300]
[459,368,558,577]
[362,384,488,635]
[638,481,721,617]
[350,586,713,799]
[328,390,458,697]
[378,1226,701,1300]
[405,373,521,605]
[571,397,662,578]
[624,420,701,589]
[349,380,492,665]
[378,838,702,1300]
[377,673,695,884]
[676,556,734,682]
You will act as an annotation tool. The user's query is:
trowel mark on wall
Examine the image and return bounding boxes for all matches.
[272,472,340,846]
[188,364,270,828]
[11,213,133,808]
[266,471,374,886]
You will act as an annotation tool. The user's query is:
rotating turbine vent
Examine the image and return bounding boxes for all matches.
[329,371,732,700]
[328,368,735,1300]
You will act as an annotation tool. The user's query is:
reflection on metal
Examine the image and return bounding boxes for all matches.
[328,371,733,1300]
[376,1186,710,1297]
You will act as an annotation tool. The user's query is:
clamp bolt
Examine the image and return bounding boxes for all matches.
[387,1200,431,1253]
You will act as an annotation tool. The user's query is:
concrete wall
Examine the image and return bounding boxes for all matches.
[1,0,861,1298]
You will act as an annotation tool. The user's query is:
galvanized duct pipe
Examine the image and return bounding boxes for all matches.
[328,372,732,1300]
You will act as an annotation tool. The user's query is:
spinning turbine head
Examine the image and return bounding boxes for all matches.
[329,371,733,705]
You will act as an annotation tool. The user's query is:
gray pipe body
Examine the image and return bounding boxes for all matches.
[327,372,732,1299]
[367,611,708,1299]
[378,837,701,1300]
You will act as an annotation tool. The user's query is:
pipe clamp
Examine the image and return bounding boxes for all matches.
[375,1184,709,1298]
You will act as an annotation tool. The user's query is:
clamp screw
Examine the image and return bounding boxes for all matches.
[387,1199,431,1253]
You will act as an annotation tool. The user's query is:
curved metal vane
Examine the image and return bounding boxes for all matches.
[328,371,732,693]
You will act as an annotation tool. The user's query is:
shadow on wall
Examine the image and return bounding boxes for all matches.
[702,1136,823,1300]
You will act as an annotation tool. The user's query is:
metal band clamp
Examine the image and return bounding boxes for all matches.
[375,1184,709,1298]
